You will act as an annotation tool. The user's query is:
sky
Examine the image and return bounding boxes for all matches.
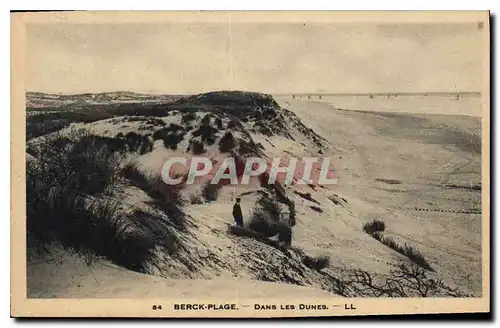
[25,21,484,94]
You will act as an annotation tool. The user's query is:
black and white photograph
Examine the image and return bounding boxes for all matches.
[11,11,490,317]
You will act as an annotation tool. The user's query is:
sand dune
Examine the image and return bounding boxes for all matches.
[26,91,482,298]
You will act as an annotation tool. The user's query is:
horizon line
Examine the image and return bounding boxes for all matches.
[26,90,482,96]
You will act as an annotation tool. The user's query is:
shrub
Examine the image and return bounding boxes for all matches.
[247,196,283,237]
[200,114,212,126]
[189,194,205,204]
[310,205,323,213]
[218,131,236,153]
[163,132,185,150]
[192,125,218,145]
[181,112,196,124]
[397,242,433,271]
[152,128,165,140]
[330,262,465,297]
[277,223,293,247]
[214,117,223,129]
[122,161,182,202]
[363,220,433,271]
[26,118,71,140]
[363,220,386,234]
[227,118,241,129]
[146,118,166,126]
[127,209,180,256]
[201,182,221,202]
[121,161,186,229]
[124,132,143,152]
[189,139,206,154]
[25,131,171,272]
[294,190,320,205]
[28,130,122,196]
[302,254,330,271]
[138,136,153,154]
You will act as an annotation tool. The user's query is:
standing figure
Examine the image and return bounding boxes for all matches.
[232,197,243,227]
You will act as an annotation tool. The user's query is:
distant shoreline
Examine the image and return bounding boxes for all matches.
[26,91,481,97]
[273,92,481,97]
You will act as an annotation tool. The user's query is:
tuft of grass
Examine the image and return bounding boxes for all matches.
[218,131,236,153]
[152,124,186,150]
[363,220,386,234]
[310,205,323,213]
[189,194,205,204]
[374,178,402,185]
[181,112,197,124]
[121,161,184,203]
[138,136,153,154]
[192,125,218,145]
[188,139,206,154]
[227,118,241,129]
[214,117,223,129]
[294,190,320,205]
[277,223,293,247]
[247,196,283,237]
[121,161,187,230]
[28,129,122,196]
[363,220,433,271]
[302,254,330,271]
[26,131,174,272]
[201,182,222,202]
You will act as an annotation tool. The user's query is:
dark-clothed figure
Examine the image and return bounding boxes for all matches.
[232,198,243,227]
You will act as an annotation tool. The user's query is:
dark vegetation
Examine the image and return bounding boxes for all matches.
[294,190,320,205]
[363,220,433,271]
[121,161,186,229]
[444,183,482,191]
[302,254,330,271]
[28,91,464,296]
[181,112,197,124]
[362,219,386,234]
[327,194,348,206]
[218,131,236,153]
[189,194,205,205]
[27,128,184,271]
[372,234,433,271]
[277,223,293,247]
[122,132,153,154]
[192,126,218,145]
[26,130,139,269]
[27,129,122,195]
[309,205,323,213]
[327,262,467,297]
[201,182,222,202]
[191,114,219,145]
[232,220,465,297]
[375,178,402,185]
[187,139,206,154]
[152,124,186,150]
[247,195,283,237]
[27,91,326,152]
[26,118,71,139]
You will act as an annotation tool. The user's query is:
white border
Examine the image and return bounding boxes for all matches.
[3,1,497,327]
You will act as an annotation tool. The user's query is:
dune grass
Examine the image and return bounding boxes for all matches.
[247,196,283,237]
[26,128,183,271]
[302,254,330,271]
[363,220,433,271]
[362,219,386,234]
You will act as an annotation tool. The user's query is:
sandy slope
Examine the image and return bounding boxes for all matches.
[273,96,482,294]
[28,252,332,298]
